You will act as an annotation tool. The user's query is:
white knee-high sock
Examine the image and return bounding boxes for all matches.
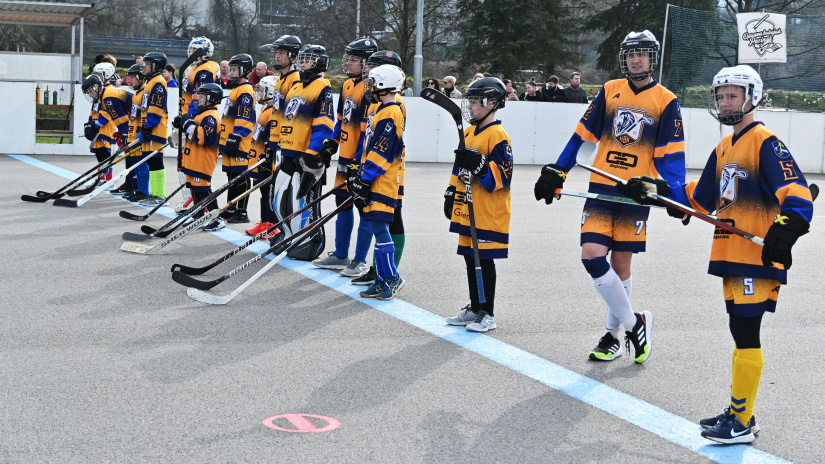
[593,268,637,334]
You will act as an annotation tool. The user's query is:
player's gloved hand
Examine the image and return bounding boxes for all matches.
[137,127,152,145]
[172,115,183,129]
[181,113,196,133]
[616,176,670,205]
[666,206,691,225]
[534,164,566,204]
[225,134,242,158]
[761,210,809,269]
[319,139,339,169]
[84,122,99,141]
[444,185,457,220]
[347,174,371,210]
[455,148,488,178]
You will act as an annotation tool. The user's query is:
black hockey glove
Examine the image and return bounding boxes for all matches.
[84,122,99,141]
[225,134,242,158]
[666,206,691,225]
[455,148,488,178]
[616,176,670,206]
[138,126,153,144]
[347,174,371,210]
[761,210,810,269]
[444,185,457,220]
[319,139,339,169]
[181,114,196,133]
[172,115,182,129]
[534,164,566,204]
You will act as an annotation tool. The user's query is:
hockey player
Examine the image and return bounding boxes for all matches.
[266,34,302,161]
[533,30,686,362]
[175,36,220,213]
[271,44,334,249]
[623,65,813,444]
[443,77,513,332]
[349,64,407,300]
[179,83,223,224]
[134,51,170,205]
[81,62,131,184]
[244,75,279,237]
[211,53,257,231]
[111,63,146,197]
[312,37,378,276]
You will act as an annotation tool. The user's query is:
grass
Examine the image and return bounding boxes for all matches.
[36,136,71,144]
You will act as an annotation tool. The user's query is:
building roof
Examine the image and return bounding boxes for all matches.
[0,0,93,27]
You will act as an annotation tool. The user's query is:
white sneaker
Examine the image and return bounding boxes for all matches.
[312,252,351,270]
[446,305,477,326]
[174,201,190,213]
[466,311,496,333]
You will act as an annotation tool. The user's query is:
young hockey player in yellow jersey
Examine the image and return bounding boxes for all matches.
[179,83,223,224]
[266,34,302,162]
[212,53,256,230]
[135,51,170,205]
[348,64,407,301]
[312,37,378,276]
[81,62,131,184]
[111,63,146,197]
[624,65,814,444]
[444,77,513,332]
[243,75,279,238]
[534,30,686,362]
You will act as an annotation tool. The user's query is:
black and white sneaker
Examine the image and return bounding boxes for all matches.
[351,266,377,286]
[700,407,760,435]
[624,310,652,364]
[588,332,623,361]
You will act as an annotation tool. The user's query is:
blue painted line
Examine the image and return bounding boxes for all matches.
[8,154,791,464]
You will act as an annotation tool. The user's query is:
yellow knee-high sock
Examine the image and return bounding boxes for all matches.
[730,348,763,426]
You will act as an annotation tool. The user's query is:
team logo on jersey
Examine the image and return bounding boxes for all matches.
[273,91,282,111]
[613,106,654,148]
[240,94,251,106]
[284,97,305,122]
[719,162,748,212]
[342,96,357,125]
[772,140,791,158]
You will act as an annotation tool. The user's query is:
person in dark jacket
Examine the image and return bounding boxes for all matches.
[542,75,568,102]
[564,72,588,103]
[520,80,543,101]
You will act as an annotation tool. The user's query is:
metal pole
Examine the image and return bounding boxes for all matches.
[413,0,423,96]
[356,0,360,36]
[71,24,76,82]
[659,3,669,83]
[79,17,84,80]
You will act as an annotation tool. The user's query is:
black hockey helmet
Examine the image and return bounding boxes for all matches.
[619,30,660,81]
[228,53,254,77]
[195,82,224,111]
[366,50,402,69]
[126,63,146,90]
[81,73,104,103]
[297,44,329,79]
[143,51,167,75]
[272,35,302,55]
[462,77,507,125]
[343,38,379,77]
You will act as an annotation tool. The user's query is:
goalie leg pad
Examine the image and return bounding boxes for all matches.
[296,155,324,199]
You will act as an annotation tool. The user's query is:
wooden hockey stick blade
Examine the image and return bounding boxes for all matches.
[185,250,289,305]
[120,241,155,254]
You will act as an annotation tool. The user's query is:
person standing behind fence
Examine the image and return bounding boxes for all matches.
[542,75,568,102]
[564,72,588,103]
[520,80,543,101]
[443,76,462,98]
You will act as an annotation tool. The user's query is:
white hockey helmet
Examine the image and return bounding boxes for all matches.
[188,37,214,60]
[708,65,763,126]
[255,75,278,104]
[92,62,116,83]
[367,64,405,94]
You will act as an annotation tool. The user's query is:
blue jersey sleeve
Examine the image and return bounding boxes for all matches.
[759,137,814,221]
[652,98,686,189]
[361,118,402,183]
[478,139,514,193]
[308,86,335,154]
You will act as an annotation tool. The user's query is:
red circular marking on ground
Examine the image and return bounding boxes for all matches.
[262,414,342,433]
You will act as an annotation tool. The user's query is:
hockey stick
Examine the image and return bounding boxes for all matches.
[118,182,187,221]
[170,181,346,274]
[54,144,168,208]
[121,157,268,242]
[63,147,136,196]
[421,87,485,304]
[22,140,140,202]
[175,198,354,305]
[120,173,276,255]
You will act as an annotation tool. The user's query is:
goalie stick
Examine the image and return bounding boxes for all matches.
[170,181,346,275]
[175,198,354,305]
[420,87,486,304]
[118,182,187,221]
[54,143,168,208]
[121,157,269,242]
[120,173,275,255]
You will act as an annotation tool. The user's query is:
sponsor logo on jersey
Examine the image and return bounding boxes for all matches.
[719,162,748,212]
[772,140,790,158]
[284,96,305,122]
[612,106,653,148]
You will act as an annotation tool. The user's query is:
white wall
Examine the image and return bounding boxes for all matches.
[3,82,824,174]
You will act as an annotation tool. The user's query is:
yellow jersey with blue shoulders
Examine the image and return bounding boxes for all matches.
[360,101,405,222]
[181,107,220,190]
[127,87,144,155]
[97,85,132,142]
[181,60,220,115]
[269,67,301,149]
[333,77,369,165]
[249,105,275,180]
[556,78,685,196]
[219,82,256,172]
[140,74,168,152]
[279,74,334,159]
[681,122,814,284]
[448,121,514,259]
[88,100,112,150]
[356,94,406,201]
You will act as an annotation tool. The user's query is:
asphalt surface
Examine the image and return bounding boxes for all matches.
[1,154,824,463]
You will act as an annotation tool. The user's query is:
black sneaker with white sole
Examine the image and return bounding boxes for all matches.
[700,407,760,435]
[588,332,623,361]
[624,310,652,363]
[351,266,377,286]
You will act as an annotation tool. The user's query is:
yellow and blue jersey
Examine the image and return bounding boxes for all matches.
[249,105,274,180]
[181,107,220,190]
[96,85,132,142]
[279,75,334,159]
[181,61,220,115]
[556,78,685,196]
[140,74,168,151]
[127,88,144,155]
[356,94,406,201]
[333,77,369,164]
[269,68,301,149]
[219,82,256,171]
[681,121,814,284]
[448,121,513,259]
[360,101,405,222]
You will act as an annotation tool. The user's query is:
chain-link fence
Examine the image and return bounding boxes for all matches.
[664,5,825,113]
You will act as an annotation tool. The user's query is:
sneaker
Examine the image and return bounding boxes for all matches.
[110,185,131,195]
[359,279,385,298]
[588,332,623,361]
[262,227,280,239]
[624,310,652,363]
[174,198,193,213]
[700,407,760,435]
[312,252,351,270]
[700,411,755,444]
[200,218,226,232]
[377,276,405,300]
[351,267,377,286]
[127,192,150,203]
[340,260,369,278]
[139,195,165,207]
[219,208,238,219]
[466,311,496,333]
[446,305,477,326]
[226,211,250,224]
[245,221,274,236]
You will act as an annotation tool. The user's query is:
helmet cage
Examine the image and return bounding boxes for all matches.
[126,64,145,91]
[297,47,329,79]
[82,74,104,103]
[707,68,762,126]
[195,83,223,112]
[255,76,278,104]
[342,53,366,78]
[618,46,658,81]
[461,97,499,126]
[188,37,214,61]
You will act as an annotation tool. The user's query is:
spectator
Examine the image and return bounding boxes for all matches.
[425,78,440,93]
[502,79,519,101]
[520,80,542,101]
[248,61,275,85]
[472,72,485,82]
[163,64,178,88]
[402,79,413,97]
[219,60,230,88]
[134,56,143,66]
[542,75,568,102]
[443,76,462,98]
[93,54,105,65]
[564,72,588,103]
